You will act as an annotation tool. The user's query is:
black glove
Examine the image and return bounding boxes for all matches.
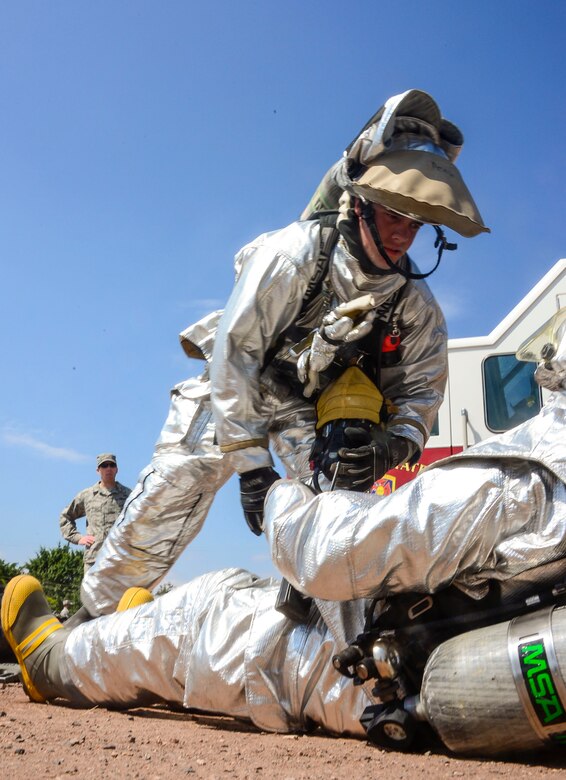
[334,425,391,491]
[336,430,414,491]
[239,467,281,536]
[388,435,413,468]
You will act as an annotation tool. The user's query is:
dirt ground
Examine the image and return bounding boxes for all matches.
[2,678,566,780]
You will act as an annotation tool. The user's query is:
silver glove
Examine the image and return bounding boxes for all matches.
[297,300,377,398]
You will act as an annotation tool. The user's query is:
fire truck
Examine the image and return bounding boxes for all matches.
[377,258,566,493]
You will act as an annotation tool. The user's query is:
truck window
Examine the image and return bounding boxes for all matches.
[483,353,541,432]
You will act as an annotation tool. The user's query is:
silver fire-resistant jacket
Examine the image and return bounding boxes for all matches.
[265,391,566,602]
[194,219,447,472]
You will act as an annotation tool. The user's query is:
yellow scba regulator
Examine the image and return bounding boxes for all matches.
[310,367,389,493]
[315,366,384,429]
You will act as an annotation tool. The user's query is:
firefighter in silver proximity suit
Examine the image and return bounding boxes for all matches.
[78,89,489,620]
[2,308,565,759]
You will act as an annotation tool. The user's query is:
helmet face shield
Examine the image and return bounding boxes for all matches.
[371,133,450,161]
[517,308,566,391]
[516,308,566,364]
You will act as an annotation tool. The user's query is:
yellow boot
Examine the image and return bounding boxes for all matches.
[1,575,68,702]
[116,587,154,612]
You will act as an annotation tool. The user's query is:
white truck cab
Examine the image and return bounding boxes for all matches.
[377,258,566,492]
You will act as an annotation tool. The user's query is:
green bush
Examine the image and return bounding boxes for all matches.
[25,544,84,612]
[0,559,21,586]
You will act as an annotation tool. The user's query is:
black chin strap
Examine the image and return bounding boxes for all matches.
[360,201,457,280]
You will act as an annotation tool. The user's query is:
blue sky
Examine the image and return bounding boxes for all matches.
[1,1,565,584]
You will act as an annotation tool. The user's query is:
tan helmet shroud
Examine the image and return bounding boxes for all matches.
[302,89,489,238]
[316,367,384,430]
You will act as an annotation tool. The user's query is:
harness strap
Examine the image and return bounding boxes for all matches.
[263,212,407,389]
[261,215,339,371]
[300,212,340,310]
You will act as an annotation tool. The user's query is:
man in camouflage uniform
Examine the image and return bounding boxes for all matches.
[59,454,131,575]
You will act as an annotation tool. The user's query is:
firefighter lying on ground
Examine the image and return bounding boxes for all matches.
[73,89,488,625]
[3,308,565,758]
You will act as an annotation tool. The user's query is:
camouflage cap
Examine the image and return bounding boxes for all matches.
[96,453,117,467]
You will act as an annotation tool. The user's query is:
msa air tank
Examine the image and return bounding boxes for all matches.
[420,605,566,756]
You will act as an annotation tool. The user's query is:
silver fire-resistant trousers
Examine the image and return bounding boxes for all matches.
[60,568,373,736]
[81,374,316,617]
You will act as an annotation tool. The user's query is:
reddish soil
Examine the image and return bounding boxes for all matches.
[2,681,566,779]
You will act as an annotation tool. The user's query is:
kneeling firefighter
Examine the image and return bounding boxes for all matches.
[272,90,489,618]
[270,88,488,498]
[77,89,488,624]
